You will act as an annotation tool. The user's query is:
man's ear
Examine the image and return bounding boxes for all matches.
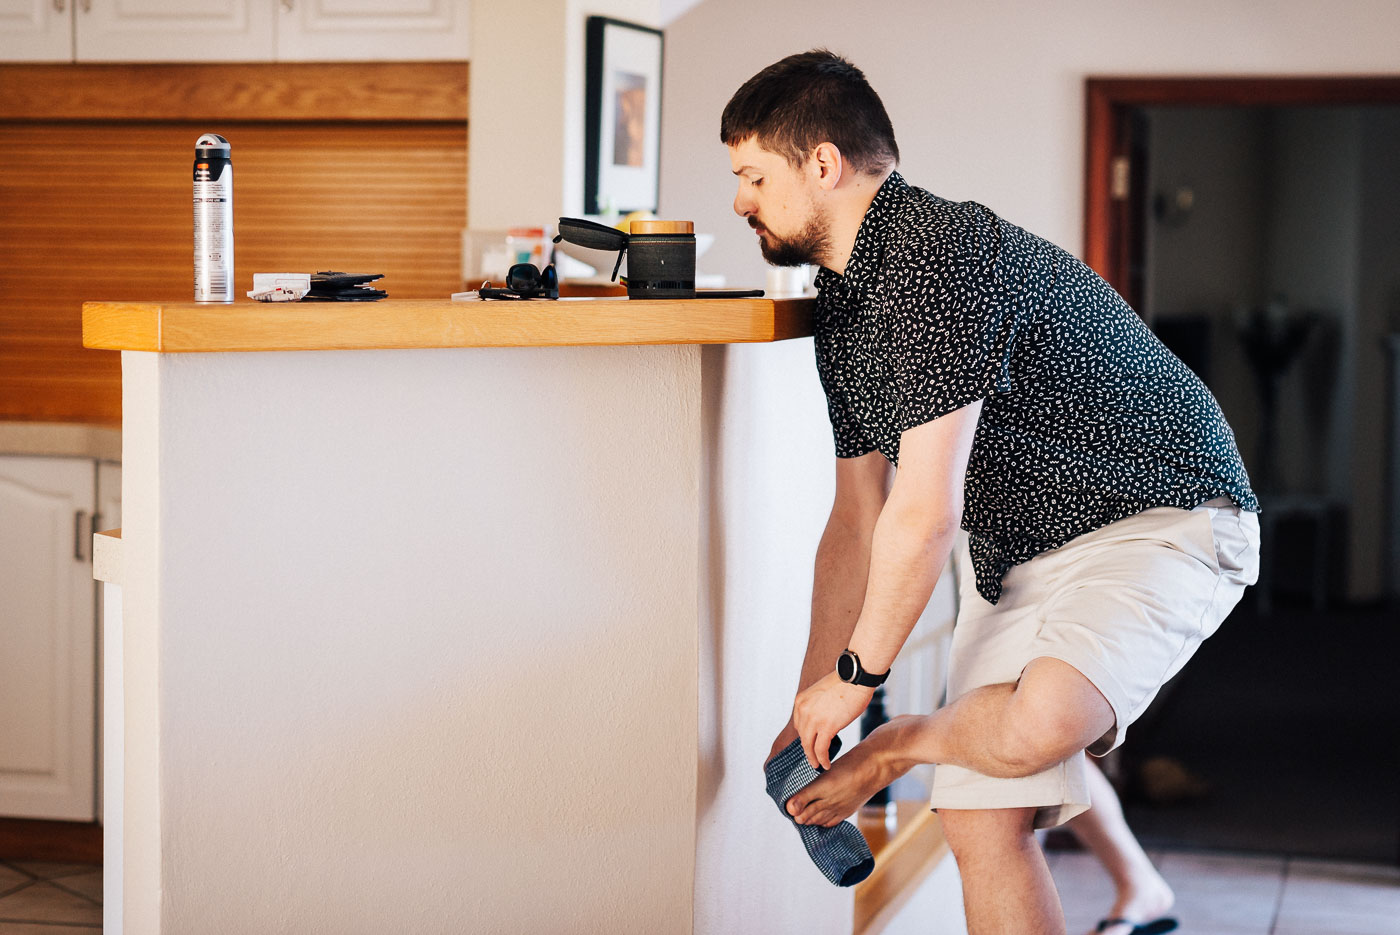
[809,142,844,191]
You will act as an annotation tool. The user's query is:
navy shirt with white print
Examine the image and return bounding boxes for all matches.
[813,172,1258,604]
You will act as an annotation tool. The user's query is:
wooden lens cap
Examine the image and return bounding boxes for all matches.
[629,219,694,235]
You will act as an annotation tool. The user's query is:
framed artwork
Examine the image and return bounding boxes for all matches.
[584,16,664,215]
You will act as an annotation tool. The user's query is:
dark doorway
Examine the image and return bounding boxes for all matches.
[1084,77,1400,863]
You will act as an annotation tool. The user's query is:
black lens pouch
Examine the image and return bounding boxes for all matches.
[554,217,629,283]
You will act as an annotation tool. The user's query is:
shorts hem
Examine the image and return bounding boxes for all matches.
[928,789,1091,829]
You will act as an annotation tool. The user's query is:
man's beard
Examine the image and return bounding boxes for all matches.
[751,207,830,268]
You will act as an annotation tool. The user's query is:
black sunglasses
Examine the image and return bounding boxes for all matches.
[479,262,559,300]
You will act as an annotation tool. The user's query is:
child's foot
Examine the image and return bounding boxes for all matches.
[1089,870,1175,935]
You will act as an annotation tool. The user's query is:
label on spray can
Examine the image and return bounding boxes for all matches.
[194,133,234,303]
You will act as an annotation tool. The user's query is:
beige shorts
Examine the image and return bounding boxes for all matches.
[928,499,1260,828]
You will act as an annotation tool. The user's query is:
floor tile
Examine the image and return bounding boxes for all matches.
[1273,858,1400,935]
[1,863,96,883]
[0,882,103,926]
[1155,850,1284,934]
[0,867,29,898]
[49,871,101,906]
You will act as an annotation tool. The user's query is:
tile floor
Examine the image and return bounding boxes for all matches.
[0,861,101,933]
[1,850,1397,933]
[1049,848,1400,935]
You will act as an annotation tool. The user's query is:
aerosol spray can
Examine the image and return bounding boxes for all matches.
[193,133,234,303]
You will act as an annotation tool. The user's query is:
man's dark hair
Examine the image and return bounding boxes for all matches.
[720,49,899,174]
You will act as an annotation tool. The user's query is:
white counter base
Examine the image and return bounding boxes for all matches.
[112,339,855,933]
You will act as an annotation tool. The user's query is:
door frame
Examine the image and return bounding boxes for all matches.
[1083,75,1400,312]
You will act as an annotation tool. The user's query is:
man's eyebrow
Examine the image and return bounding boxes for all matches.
[732,165,759,175]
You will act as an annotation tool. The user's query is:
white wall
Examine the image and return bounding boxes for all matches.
[660,0,1400,289]
[468,0,660,229]
[696,338,856,932]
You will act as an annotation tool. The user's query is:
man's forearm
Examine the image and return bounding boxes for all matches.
[845,500,958,676]
[795,511,879,696]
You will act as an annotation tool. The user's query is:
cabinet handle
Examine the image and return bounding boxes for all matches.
[74,510,89,562]
[53,0,65,13]
[281,0,293,11]
[79,0,90,11]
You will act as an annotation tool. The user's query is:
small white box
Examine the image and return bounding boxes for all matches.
[249,273,311,302]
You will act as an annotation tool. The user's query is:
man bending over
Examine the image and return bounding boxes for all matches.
[726,50,1259,935]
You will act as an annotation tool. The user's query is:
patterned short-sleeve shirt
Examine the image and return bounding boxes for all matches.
[813,171,1259,604]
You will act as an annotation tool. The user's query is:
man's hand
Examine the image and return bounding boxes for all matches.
[765,720,800,771]
[793,671,875,770]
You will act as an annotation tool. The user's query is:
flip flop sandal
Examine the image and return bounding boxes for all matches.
[1095,919,1179,935]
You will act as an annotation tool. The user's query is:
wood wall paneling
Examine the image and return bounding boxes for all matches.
[0,65,468,426]
[0,63,469,122]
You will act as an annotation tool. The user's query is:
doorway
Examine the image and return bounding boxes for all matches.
[1083,77,1400,863]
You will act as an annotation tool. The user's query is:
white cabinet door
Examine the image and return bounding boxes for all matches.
[0,455,96,821]
[75,0,274,62]
[277,0,469,62]
[0,0,72,61]
[94,460,120,824]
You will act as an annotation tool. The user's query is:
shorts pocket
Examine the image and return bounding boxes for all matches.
[1213,509,1260,586]
[1178,507,1223,575]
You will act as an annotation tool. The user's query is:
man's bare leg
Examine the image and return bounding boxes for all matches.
[942,807,1066,935]
[1065,760,1174,935]
[786,657,1113,827]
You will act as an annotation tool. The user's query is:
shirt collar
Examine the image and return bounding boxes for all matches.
[814,170,909,297]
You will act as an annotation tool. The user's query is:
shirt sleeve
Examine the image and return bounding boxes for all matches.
[815,339,878,459]
[884,210,1030,434]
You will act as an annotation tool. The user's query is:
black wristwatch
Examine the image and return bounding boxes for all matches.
[837,649,889,688]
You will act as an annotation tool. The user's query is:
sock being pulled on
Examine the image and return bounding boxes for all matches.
[764,736,875,887]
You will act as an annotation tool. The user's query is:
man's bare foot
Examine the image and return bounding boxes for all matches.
[785,716,919,827]
[1089,869,1175,935]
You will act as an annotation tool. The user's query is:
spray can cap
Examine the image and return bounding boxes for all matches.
[195,133,231,159]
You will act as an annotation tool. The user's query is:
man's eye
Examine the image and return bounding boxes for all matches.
[752,178,763,187]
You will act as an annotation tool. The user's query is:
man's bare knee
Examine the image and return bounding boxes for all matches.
[991,658,1115,777]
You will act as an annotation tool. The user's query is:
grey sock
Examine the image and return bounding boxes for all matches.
[764,736,875,887]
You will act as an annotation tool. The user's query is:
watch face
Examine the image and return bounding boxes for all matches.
[837,652,856,682]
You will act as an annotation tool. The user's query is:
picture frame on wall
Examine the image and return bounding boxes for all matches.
[584,16,664,216]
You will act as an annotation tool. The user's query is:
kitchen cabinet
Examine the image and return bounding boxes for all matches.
[76,0,276,63]
[0,0,272,62]
[94,459,120,822]
[0,0,467,62]
[0,0,71,62]
[278,0,470,62]
[0,454,119,821]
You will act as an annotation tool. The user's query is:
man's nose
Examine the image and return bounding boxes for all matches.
[733,188,753,218]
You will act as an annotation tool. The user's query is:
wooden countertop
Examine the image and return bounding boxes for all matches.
[82,296,817,352]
